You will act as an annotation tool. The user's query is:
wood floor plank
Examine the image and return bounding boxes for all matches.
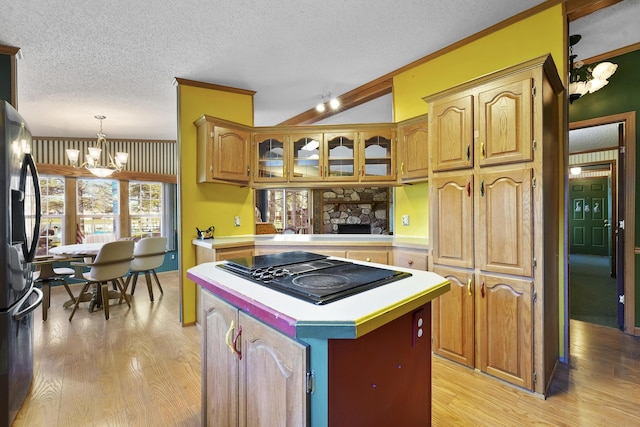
[13,271,640,426]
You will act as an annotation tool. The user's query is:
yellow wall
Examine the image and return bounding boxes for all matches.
[394,183,429,237]
[392,4,566,240]
[178,84,254,324]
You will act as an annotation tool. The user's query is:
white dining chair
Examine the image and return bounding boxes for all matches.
[124,236,168,302]
[68,240,134,320]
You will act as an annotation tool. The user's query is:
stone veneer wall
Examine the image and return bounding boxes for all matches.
[322,187,389,234]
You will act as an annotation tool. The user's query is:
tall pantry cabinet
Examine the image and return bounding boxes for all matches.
[426,55,563,395]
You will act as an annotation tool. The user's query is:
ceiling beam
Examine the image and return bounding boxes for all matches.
[566,0,623,21]
[278,77,393,126]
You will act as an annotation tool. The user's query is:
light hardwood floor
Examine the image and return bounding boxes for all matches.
[13,272,201,427]
[14,271,640,426]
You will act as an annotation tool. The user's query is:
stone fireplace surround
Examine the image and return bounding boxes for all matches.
[321,187,389,234]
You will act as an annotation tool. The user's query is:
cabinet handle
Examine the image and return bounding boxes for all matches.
[225,320,236,355]
[284,165,287,177]
[466,144,470,161]
[480,179,485,197]
[480,142,485,160]
[401,162,405,174]
[247,166,250,177]
[480,280,485,298]
[233,325,243,360]
[467,278,472,296]
[361,165,365,176]
[466,181,471,197]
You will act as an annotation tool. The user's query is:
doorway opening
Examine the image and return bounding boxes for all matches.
[568,112,636,338]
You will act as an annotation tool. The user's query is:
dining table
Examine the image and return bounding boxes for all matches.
[48,242,131,314]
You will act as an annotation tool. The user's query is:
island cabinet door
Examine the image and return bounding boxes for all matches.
[201,291,239,427]
[238,311,309,427]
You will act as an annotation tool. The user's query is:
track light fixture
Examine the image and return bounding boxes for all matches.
[315,92,340,112]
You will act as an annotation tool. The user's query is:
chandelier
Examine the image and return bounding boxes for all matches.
[569,34,618,104]
[65,115,129,178]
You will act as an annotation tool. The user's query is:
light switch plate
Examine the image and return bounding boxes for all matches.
[402,215,409,226]
[234,216,241,227]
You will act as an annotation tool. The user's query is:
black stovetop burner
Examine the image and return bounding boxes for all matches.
[217,251,412,305]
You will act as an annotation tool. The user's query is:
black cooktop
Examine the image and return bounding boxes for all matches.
[217,251,411,305]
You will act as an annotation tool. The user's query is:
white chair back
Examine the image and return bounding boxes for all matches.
[130,237,167,272]
[90,240,134,281]
[84,233,117,244]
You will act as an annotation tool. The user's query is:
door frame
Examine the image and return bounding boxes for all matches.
[568,162,616,266]
[568,112,636,336]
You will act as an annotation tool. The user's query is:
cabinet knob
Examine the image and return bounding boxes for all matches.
[366,257,371,262]
[408,260,414,266]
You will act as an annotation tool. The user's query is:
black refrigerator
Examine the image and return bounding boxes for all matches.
[0,100,43,426]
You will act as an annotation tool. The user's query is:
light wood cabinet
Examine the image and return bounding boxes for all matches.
[195,116,251,185]
[432,265,474,368]
[254,132,288,183]
[427,55,562,395]
[397,114,429,182]
[201,290,309,427]
[431,174,474,269]
[250,124,398,188]
[476,75,533,167]
[346,248,388,265]
[476,273,533,390]
[431,94,473,172]
[359,128,396,182]
[393,247,428,271]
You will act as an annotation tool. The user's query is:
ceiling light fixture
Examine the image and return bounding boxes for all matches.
[65,115,129,178]
[569,34,618,104]
[315,92,340,112]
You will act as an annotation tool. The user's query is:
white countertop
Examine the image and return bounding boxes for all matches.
[192,234,429,250]
[188,257,448,340]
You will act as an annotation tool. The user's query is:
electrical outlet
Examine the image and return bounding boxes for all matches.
[234,216,241,227]
[412,308,425,347]
[402,215,410,226]
[171,254,175,260]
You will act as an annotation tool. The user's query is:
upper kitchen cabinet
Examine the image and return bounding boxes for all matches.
[289,132,324,183]
[254,132,288,183]
[359,127,396,182]
[252,124,397,188]
[430,94,474,172]
[397,114,428,183]
[324,131,358,182]
[195,115,251,185]
[476,74,533,167]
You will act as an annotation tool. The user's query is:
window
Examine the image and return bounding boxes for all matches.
[259,189,310,234]
[37,175,65,256]
[77,178,119,239]
[129,181,162,240]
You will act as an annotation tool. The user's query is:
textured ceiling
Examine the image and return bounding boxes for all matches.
[0,1,638,141]
[569,123,620,153]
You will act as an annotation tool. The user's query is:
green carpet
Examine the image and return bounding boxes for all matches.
[569,254,618,328]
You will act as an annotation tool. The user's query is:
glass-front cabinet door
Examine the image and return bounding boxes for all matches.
[359,129,396,182]
[254,133,287,183]
[325,131,357,182]
[290,133,323,182]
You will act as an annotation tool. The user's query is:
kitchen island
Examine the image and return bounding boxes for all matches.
[188,255,449,426]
